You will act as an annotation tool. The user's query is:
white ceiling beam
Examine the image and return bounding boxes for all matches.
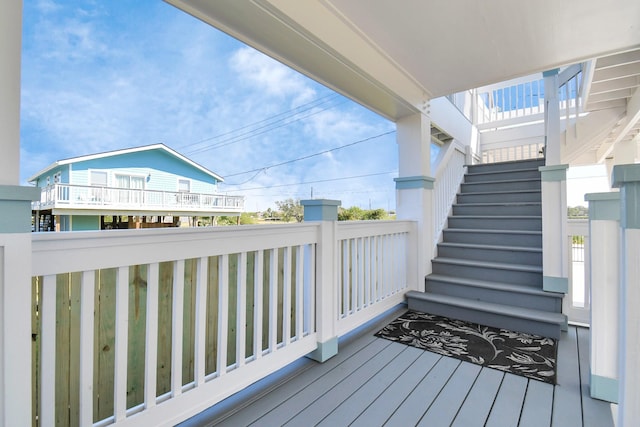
[590,75,640,95]
[593,62,640,83]
[595,49,640,70]
[597,87,640,162]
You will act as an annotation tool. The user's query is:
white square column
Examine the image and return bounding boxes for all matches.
[612,164,640,425]
[394,111,434,291]
[0,2,40,426]
[585,192,620,403]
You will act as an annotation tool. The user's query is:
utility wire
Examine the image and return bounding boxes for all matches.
[223,130,396,180]
[185,95,347,155]
[179,93,340,152]
[223,171,397,192]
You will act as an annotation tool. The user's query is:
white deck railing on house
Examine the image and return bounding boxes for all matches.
[30,220,416,426]
[33,183,245,214]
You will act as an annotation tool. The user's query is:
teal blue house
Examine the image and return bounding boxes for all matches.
[29,144,244,231]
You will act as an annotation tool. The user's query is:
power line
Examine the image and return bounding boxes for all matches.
[223,171,397,192]
[223,130,396,181]
[184,95,347,155]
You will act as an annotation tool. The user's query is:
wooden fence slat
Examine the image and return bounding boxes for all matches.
[283,247,291,345]
[237,252,247,367]
[245,251,255,360]
[205,256,219,375]
[145,263,159,410]
[254,250,264,359]
[80,271,95,426]
[40,275,56,427]
[113,266,129,421]
[217,255,229,375]
[194,257,208,385]
[295,246,304,340]
[227,254,238,367]
[55,274,70,427]
[94,268,116,422]
[31,277,41,427]
[127,265,147,410]
[171,259,185,396]
[156,262,173,396]
[68,272,81,427]
[269,249,278,352]
[183,259,197,386]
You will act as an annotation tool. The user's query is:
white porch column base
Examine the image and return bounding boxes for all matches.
[612,165,640,425]
[301,199,340,362]
[539,165,569,293]
[395,177,435,291]
[585,192,620,403]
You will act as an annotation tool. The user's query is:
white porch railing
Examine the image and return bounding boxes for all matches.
[336,221,415,335]
[33,183,245,213]
[433,142,467,245]
[30,219,416,426]
[566,219,590,325]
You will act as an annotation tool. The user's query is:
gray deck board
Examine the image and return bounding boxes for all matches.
[576,327,616,427]
[181,307,616,427]
[349,349,441,427]
[316,346,424,426]
[281,342,406,426]
[451,367,504,427]
[519,378,554,427]
[418,361,482,426]
[484,373,528,427]
[552,327,583,427]
[383,356,460,426]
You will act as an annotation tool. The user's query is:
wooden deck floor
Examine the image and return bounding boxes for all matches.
[180,305,616,427]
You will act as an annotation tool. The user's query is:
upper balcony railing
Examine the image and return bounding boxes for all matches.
[32,183,245,214]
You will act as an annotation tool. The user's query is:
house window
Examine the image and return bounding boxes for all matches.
[53,172,61,184]
[90,171,108,186]
[178,179,191,193]
[115,174,145,190]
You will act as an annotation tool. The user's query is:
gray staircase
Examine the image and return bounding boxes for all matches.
[407,158,566,339]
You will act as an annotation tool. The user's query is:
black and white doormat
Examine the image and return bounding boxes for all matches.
[375,310,557,384]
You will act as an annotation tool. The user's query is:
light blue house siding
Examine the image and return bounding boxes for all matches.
[68,150,218,193]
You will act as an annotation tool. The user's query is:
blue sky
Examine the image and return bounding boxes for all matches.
[20,0,398,211]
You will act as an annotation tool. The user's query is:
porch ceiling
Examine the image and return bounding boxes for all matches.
[166,0,640,121]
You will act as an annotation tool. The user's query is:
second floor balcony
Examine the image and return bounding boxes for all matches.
[32,183,245,216]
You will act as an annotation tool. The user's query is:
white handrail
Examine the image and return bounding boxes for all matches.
[433,142,467,245]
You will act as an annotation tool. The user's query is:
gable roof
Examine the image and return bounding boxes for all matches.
[28,143,224,183]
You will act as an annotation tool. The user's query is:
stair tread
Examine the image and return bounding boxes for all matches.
[463,178,541,184]
[432,257,542,273]
[445,228,542,235]
[425,274,555,297]
[406,291,565,324]
[450,215,541,219]
[437,242,542,253]
[465,169,541,177]
[453,202,541,207]
[458,189,540,196]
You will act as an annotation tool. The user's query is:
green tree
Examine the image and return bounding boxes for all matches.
[362,208,387,220]
[275,198,304,222]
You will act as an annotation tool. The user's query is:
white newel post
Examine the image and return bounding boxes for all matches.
[0,2,40,426]
[540,69,569,304]
[585,192,620,403]
[612,164,640,426]
[394,111,434,291]
[301,199,340,362]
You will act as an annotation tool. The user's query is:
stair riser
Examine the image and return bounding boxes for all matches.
[432,261,541,286]
[425,278,561,312]
[442,230,542,247]
[447,217,542,231]
[457,192,541,203]
[465,170,541,183]
[460,180,540,193]
[407,297,561,339]
[467,160,545,174]
[452,204,542,216]
[437,245,542,266]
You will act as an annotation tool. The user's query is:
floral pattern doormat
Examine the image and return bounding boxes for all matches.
[375,310,557,384]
